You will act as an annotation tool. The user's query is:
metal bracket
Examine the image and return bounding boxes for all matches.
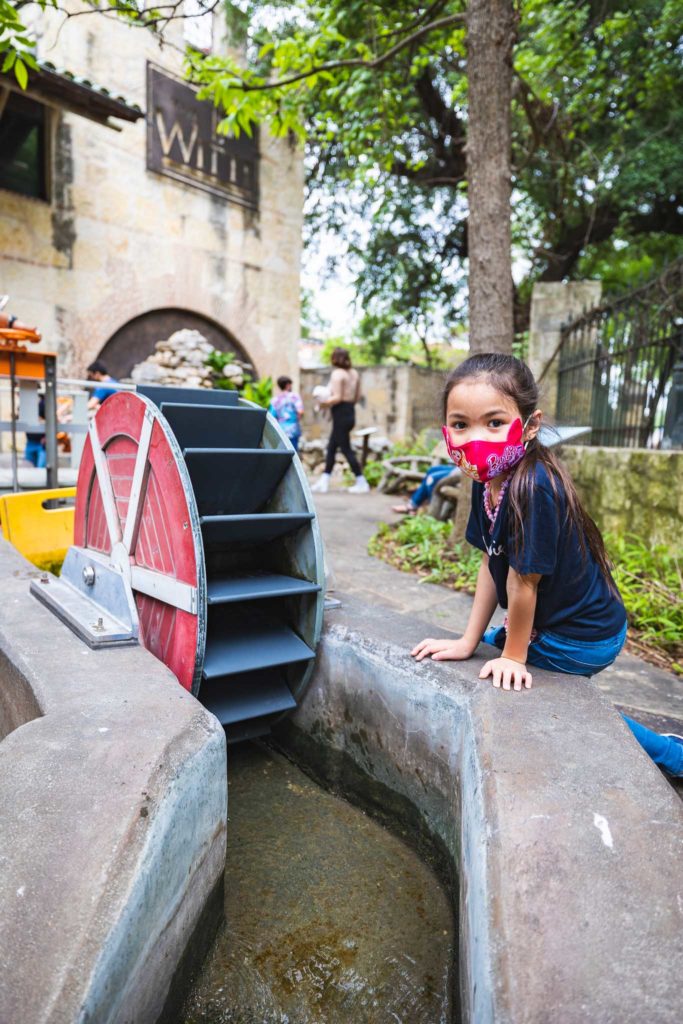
[30,546,139,648]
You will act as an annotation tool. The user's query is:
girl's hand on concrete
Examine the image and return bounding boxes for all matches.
[479,657,532,691]
[411,637,476,662]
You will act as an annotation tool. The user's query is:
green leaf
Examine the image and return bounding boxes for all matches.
[14,58,27,89]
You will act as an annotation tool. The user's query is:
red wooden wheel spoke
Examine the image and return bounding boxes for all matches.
[88,417,123,549]
[75,393,204,692]
[122,405,154,555]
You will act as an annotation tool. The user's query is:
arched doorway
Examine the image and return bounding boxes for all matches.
[97,308,252,379]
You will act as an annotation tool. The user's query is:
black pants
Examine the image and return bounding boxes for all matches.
[325,401,361,476]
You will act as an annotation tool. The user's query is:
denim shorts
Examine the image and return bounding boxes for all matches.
[483,621,628,678]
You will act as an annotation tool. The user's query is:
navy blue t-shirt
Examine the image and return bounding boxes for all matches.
[466,463,626,641]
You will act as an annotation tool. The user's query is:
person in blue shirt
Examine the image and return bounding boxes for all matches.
[87,360,118,410]
[24,395,46,468]
[411,353,683,778]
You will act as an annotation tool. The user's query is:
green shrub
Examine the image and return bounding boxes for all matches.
[605,533,683,668]
[369,515,480,591]
[204,350,273,408]
[363,460,385,488]
[242,376,273,409]
[388,430,436,459]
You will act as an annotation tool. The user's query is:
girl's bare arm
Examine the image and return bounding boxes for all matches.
[502,570,541,663]
[412,554,498,661]
[479,568,541,690]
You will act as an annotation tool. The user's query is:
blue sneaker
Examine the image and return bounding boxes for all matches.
[662,734,683,777]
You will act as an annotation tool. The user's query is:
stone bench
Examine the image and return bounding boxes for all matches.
[0,540,227,1023]
[276,596,683,1023]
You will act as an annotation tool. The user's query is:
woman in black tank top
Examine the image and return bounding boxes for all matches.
[311,348,369,494]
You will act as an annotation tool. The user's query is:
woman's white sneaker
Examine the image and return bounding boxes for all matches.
[311,473,331,493]
[348,476,370,494]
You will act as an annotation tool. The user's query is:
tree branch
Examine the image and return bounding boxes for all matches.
[377,0,454,43]
[52,0,221,24]
[193,12,467,92]
[415,66,466,145]
[537,196,683,284]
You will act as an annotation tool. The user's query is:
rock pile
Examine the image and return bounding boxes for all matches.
[130,329,250,390]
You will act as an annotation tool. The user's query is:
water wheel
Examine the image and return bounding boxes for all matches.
[33,386,324,743]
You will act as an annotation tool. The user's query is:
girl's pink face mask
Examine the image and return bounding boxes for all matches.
[442,417,526,483]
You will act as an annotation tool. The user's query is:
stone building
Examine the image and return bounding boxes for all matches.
[0,5,303,381]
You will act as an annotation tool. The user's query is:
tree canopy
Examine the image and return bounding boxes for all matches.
[189,0,683,353]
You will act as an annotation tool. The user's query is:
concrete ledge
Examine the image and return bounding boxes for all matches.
[0,539,227,1023]
[276,597,683,1024]
[0,640,42,740]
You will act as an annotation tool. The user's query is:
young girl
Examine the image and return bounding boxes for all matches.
[411,353,683,778]
[269,375,304,452]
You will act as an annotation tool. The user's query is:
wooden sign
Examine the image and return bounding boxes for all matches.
[146,63,259,210]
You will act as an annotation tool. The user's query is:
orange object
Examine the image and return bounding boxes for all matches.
[0,348,57,379]
[0,322,55,491]
[0,327,42,347]
[0,324,50,377]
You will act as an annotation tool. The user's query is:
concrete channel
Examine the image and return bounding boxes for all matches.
[179,741,455,1023]
[1,537,682,1022]
[276,597,683,1023]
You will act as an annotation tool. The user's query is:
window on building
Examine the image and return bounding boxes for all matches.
[0,91,49,200]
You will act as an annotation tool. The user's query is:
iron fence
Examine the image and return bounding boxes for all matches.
[556,258,683,449]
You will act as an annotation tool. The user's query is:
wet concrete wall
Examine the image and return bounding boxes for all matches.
[0,642,42,742]
[276,598,683,1024]
[0,539,227,1023]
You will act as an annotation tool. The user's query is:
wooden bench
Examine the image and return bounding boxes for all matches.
[377,438,451,494]
[428,471,461,520]
[377,454,436,494]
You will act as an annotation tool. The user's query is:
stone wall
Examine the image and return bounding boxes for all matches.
[561,445,683,547]
[0,9,303,382]
[301,365,445,441]
[527,281,602,417]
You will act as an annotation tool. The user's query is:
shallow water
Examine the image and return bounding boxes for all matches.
[180,742,454,1024]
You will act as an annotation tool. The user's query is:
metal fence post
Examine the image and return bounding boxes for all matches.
[44,355,58,489]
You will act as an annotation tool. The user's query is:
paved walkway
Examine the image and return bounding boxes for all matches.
[314,487,683,737]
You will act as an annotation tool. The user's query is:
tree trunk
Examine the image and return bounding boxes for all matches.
[466,0,515,354]
[450,0,515,546]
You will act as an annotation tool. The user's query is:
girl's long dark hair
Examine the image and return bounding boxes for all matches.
[443,353,617,591]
